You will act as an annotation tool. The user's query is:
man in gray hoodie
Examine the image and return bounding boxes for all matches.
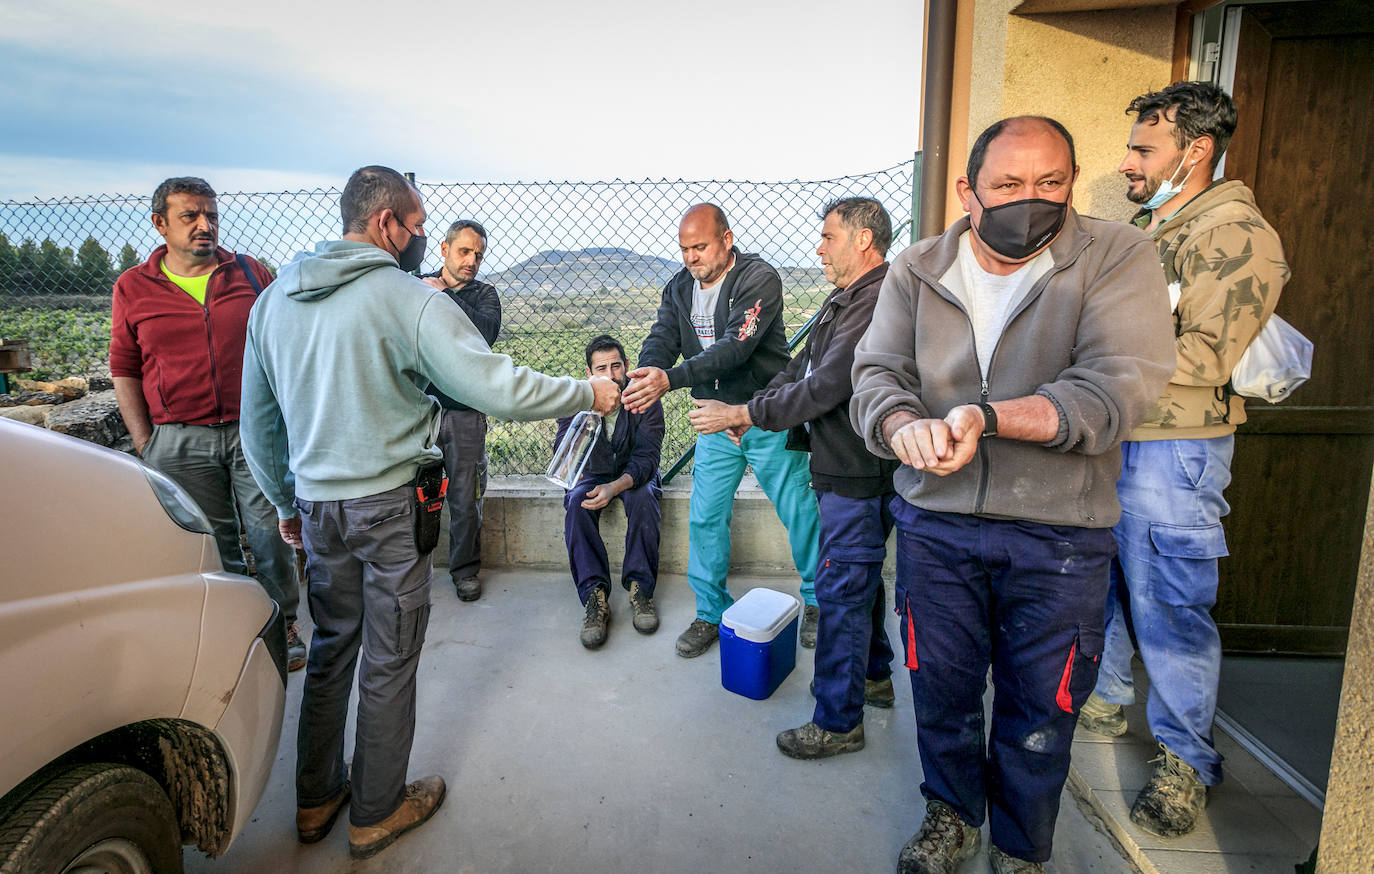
[240,165,618,860]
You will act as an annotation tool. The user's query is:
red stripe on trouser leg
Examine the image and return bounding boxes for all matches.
[904,596,918,670]
[1055,640,1077,713]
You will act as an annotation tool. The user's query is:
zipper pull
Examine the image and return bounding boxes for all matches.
[981,379,989,399]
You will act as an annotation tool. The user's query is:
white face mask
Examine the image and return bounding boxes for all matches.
[1144,140,1198,211]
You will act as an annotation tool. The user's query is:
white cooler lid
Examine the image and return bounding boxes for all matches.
[721,588,800,643]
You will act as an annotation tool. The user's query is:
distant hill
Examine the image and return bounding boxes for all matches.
[488,248,829,296]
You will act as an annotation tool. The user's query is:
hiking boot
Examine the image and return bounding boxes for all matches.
[896,799,981,874]
[808,675,895,708]
[776,721,865,760]
[348,775,446,860]
[1130,742,1207,837]
[580,588,611,649]
[628,580,659,634]
[800,603,819,648]
[989,844,1044,873]
[675,618,719,658]
[455,575,482,602]
[296,781,350,843]
[1077,692,1127,737]
[286,623,307,673]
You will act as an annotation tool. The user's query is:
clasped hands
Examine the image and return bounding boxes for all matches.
[688,398,751,445]
[884,405,986,476]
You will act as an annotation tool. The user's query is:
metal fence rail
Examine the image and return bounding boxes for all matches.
[0,161,916,473]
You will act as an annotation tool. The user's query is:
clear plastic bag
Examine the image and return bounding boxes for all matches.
[1231,314,1313,403]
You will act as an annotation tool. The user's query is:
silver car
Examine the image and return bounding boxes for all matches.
[0,418,286,873]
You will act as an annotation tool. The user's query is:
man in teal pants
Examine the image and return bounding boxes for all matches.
[624,203,820,658]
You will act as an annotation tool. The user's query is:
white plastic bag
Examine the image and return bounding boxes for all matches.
[1231,314,1313,403]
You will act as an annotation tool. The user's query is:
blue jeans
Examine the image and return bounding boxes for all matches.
[811,491,895,733]
[1094,437,1233,785]
[687,428,819,623]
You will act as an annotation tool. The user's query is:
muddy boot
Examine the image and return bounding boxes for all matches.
[1077,692,1127,737]
[897,799,980,874]
[1130,742,1207,837]
[989,844,1044,873]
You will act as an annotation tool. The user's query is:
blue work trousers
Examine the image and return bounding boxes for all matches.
[1094,437,1233,785]
[687,428,820,623]
[893,502,1115,863]
[564,476,662,604]
[811,490,895,733]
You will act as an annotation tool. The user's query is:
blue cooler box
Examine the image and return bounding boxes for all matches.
[719,588,800,700]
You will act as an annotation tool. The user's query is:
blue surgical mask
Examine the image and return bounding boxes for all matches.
[1143,141,1198,211]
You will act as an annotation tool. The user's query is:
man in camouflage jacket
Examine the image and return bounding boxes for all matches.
[1080,82,1290,839]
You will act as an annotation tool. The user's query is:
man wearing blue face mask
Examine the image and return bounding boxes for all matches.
[851,116,1176,874]
[1077,82,1289,840]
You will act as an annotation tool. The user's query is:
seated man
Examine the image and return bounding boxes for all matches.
[555,334,665,649]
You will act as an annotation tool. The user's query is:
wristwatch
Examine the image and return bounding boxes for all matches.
[975,402,998,438]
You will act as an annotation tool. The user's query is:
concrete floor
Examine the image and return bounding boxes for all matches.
[185,569,1137,874]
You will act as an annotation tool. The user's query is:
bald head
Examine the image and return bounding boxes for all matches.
[678,203,735,286]
[967,115,1077,186]
[680,203,730,237]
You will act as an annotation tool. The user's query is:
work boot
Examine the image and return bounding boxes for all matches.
[455,575,482,602]
[896,799,981,874]
[286,623,307,673]
[775,721,865,760]
[628,580,659,634]
[580,588,611,649]
[675,618,719,658]
[1077,692,1127,737]
[808,676,896,708]
[800,604,819,648]
[1130,742,1207,837]
[989,844,1044,873]
[296,781,350,843]
[348,776,446,860]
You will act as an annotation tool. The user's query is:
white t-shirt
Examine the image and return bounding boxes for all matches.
[943,231,1054,377]
[690,261,733,350]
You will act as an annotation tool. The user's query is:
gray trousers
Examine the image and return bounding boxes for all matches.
[435,408,487,581]
[142,421,299,623]
[294,486,433,826]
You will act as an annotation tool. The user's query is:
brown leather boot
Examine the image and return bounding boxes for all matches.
[296,781,350,843]
[348,776,446,859]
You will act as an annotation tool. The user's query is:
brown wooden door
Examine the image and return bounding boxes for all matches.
[1216,0,1374,655]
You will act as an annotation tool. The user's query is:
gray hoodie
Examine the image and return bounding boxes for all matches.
[850,211,1174,528]
[241,240,591,514]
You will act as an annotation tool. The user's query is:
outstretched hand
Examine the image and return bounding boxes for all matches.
[622,366,669,413]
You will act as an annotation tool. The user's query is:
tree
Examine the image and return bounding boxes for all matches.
[117,244,140,273]
[36,239,76,294]
[0,234,15,296]
[75,237,115,296]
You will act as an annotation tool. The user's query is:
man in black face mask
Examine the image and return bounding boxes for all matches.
[850,116,1176,874]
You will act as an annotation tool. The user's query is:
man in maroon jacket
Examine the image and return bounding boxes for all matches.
[110,176,303,670]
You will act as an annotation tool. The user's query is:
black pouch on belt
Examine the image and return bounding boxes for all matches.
[411,461,448,554]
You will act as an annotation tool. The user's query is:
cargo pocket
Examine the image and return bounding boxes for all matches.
[395,583,432,659]
[826,543,887,604]
[1055,624,1104,713]
[1146,522,1227,608]
[898,594,919,671]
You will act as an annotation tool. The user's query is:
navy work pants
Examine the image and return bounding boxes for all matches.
[893,502,1115,863]
[564,476,662,604]
[811,490,895,733]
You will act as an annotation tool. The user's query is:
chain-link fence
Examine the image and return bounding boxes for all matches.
[0,161,917,473]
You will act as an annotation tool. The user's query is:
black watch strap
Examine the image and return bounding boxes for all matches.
[976,402,998,438]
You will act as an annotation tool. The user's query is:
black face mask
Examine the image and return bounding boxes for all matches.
[389,216,427,273]
[972,190,1068,261]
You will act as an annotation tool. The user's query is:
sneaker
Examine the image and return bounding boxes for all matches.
[1130,742,1207,837]
[675,618,719,658]
[455,575,482,602]
[800,603,819,648]
[580,588,611,649]
[776,721,865,760]
[348,775,446,860]
[286,624,307,673]
[628,580,659,634]
[296,781,350,843]
[896,799,981,874]
[808,675,896,708]
[989,844,1044,873]
[1077,692,1127,737]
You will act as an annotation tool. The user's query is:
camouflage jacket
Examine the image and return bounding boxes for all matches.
[1129,180,1289,440]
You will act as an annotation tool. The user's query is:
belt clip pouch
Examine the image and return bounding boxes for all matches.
[412,461,449,554]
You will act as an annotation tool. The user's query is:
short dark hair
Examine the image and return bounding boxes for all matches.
[966,116,1077,186]
[152,177,216,216]
[445,219,488,245]
[819,197,893,257]
[685,203,730,236]
[1127,81,1238,169]
[584,334,626,369]
[340,165,417,234]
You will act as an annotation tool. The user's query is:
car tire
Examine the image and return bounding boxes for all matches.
[0,762,183,874]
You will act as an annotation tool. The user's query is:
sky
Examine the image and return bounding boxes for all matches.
[0,0,924,201]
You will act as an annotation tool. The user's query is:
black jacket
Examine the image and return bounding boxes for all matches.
[422,277,502,411]
[554,400,665,489]
[748,263,897,498]
[636,249,790,404]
